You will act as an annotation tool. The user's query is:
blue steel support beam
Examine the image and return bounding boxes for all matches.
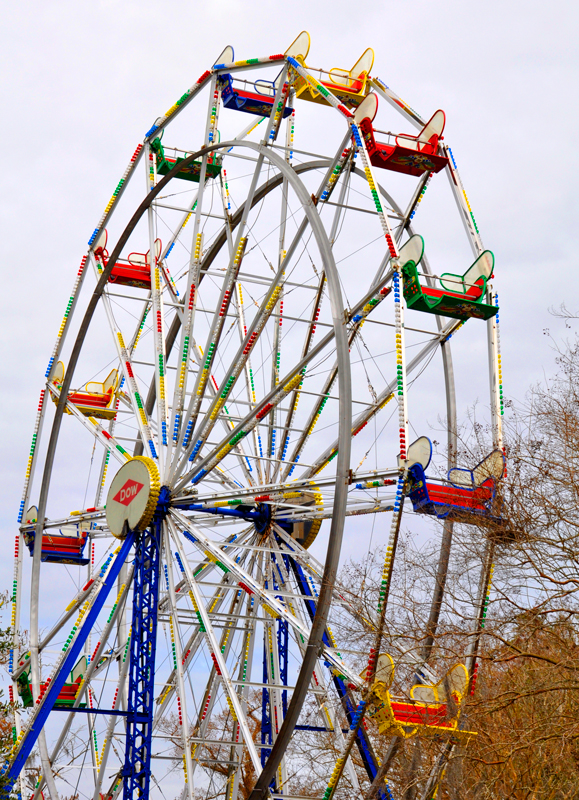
[172,502,272,533]
[261,639,272,767]
[272,555,289,717]
[122,522,162,800]
[277,618,288,716]
[1,532,135,791]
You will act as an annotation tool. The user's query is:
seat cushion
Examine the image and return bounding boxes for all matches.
[422,286,482,301]
[425,483,492,511]
[42,535,87,552]
[322,77,363,94]
[391,701,451,727]
[68,392,111,407]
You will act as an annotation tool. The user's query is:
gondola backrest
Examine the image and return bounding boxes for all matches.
[353,92,378,124]
[399,234,425,269]
[70,655,87,684]
[473,449,505,485]
[329,47,374,90]
[462,251,494,294]
[285,31,311,61]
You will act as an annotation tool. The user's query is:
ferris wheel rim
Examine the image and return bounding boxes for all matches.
[10,51,494,797]
[24,135,360,795]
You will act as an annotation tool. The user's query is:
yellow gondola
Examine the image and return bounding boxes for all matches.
[292,38,374,108]
[51,361,119,420]
[366,654,476,740]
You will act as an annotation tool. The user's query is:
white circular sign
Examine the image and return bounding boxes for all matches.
[105,457,160,538]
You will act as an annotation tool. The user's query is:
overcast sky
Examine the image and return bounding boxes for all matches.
[0,0,577,594]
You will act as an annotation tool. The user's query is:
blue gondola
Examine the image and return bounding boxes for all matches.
[219,72,294,118]
[406,446,505,523]
[22,506,91,565]
[213,43,296,119]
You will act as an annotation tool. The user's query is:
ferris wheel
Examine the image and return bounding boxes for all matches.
[5,31,506,800]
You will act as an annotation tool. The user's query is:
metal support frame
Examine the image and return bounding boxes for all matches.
[122,523,162,800]
[260,556,289,787]
[261,642,273,767]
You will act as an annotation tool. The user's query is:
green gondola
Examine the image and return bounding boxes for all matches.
[399,235,498,321]
[151,138,221,183]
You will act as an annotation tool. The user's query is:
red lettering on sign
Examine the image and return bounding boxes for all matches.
[113,479,144,506]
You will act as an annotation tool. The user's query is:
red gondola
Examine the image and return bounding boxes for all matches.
[94,228,161,290]
[353,93,449,176]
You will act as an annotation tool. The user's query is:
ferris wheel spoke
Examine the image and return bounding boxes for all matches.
[234,281,265,484]
[442,143,484,255]
[171,134,353,484]
[146,167,170,475]
[273,526,369,623]
[263,150,294,486]
[211,169,264,485]
[203,363,258,489]
[188,555,258,782]
[167,78,217,464]
[173,322,343,491]
[174,257,283,482]
[272,152,353,485]
[96,278,159,461]
[272,554,364,797]
[166,519,262,775]
[169,510,359,687]
[302,317,462,480]
[228,587,260,800]
[170,231,249,478]
[93,396,126,507]
[264,283,283,486]
[403,169,433,227]
[170,139,270,476]
[282,284,394,480]
[161,538,195,799]
[273,268,325,485]
[154,571,234,727]
[154,533,255,721]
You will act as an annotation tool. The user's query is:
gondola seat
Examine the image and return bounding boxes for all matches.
[407,448,505,523]
[17,656,87,709]
[367,654,475,741]
[151,137,222,182]
[398,233,498,321]
[51,361,119,421]
[94,229,161,290]
[22,506,91,565]
[292,44,374,108]
[109,237,161,290]
[216,36,305,118]
[353,93,449,176]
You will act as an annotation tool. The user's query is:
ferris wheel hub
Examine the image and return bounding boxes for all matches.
[252,501,273,535]
[153,485,172,524]
[105,457,161,538]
